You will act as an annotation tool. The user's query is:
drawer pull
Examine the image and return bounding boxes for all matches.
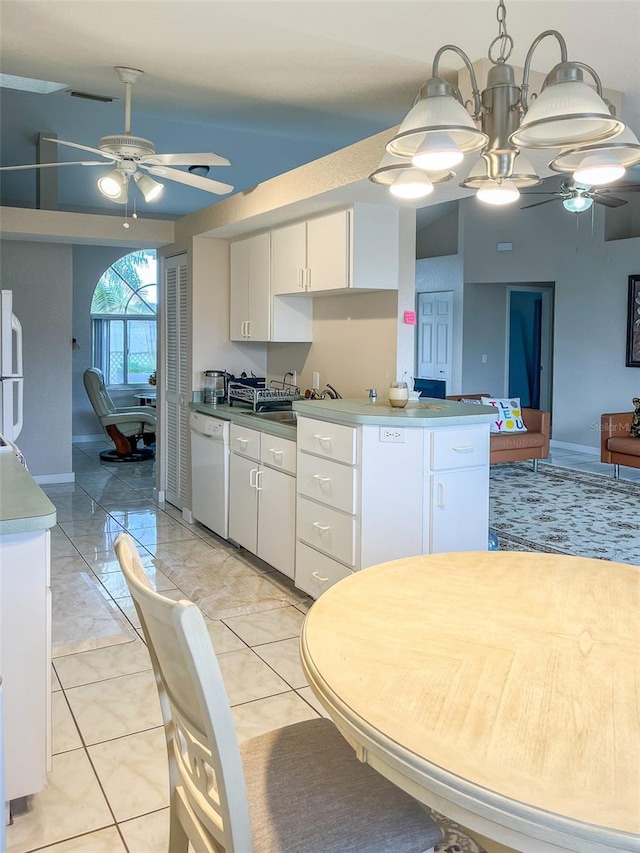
[237,437,248,448]
[437,482,446,507]
[312,571,330,583]
[255,469,263,491]
[313,434,332,443]
[269,448,283,458]
[312,474,331,484]
[249,467,258,488]
[312,522,330,533]
[452,445,475,453]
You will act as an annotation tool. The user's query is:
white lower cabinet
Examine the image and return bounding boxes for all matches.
[295,416,490,599]
[228,424,296,579]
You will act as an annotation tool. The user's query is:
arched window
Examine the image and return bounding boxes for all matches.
[91,249,157,386]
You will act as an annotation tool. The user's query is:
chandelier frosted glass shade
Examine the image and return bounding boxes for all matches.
[369,152,454,190]
[97,169,128,203]
[549,127,640,184]
[386,88,488,164]
[389,170,434,199]
[134,172,164,201]
[510,74,624,148]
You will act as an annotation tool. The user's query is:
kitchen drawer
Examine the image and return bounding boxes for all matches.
[230,423,261,461]
[297,496,358,567]
[297,452,358,514]
[297,417,358,465]
[295,542,353,599]
[430,425,489,471]
[260,435,296,475]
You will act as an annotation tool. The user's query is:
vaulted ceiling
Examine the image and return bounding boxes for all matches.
[1,1,638,218]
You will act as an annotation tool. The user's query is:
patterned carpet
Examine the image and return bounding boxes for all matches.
[433,812,486,852]
[490,462,640,565]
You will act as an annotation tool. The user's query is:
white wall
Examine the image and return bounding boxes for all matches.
[1,240,72,477]
[459,198,640,449]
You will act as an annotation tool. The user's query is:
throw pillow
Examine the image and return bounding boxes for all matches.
[631,397,640,438]
[481,397,528,433]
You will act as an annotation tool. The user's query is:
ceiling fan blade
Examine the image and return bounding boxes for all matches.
[593,194,628,208]
[144,165,233,195]
[521,198,560,210]
[600,184,640,193]
[44,137,114,160]
[141,152,230,167]
[0,160,114,171]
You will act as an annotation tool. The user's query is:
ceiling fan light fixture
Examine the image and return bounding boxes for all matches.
[563,194,593,213]
[97,168,128,202]
[476,179,520,206]
[134,172,164,202]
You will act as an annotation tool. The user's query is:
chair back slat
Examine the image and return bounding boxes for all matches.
[114,533,253,853]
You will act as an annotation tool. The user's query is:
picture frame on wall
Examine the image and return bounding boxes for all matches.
[626,274,640,367]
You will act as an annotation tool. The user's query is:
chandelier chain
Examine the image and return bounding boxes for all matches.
[489,0,513,65]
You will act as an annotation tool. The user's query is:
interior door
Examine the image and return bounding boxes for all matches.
[417,291,453,383]
[507,286,554,411]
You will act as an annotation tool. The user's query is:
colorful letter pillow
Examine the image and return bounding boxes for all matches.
[481,397,528,433]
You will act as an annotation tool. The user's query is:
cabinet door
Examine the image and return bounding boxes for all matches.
[164,254,190,511]
[229,239,249,341]
[271,222,307,295]
[306,210,350,292]
[246,233,271,341]
[257,467,296,579]
[430,467,489,554]
[229,452,258,552]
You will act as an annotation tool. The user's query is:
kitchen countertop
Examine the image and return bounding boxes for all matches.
[189,401,298,439]
[0,448,57,535]
[293,396,496,428]
[190,397,495,434]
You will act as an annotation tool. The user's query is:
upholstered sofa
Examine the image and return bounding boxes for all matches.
[447,394,551,471]
[600,411,640,478]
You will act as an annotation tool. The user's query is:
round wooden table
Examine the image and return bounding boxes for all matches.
[300,552,640,853]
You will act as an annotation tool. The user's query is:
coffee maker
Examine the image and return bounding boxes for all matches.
[202,370,227,405]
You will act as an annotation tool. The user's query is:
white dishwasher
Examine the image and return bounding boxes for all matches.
[190,411,230,538]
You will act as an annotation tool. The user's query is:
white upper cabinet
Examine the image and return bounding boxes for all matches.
[229,232,271,342]
[271,205,400,296]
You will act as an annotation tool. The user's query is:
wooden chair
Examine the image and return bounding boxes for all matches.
[83,367,156,462]
[113,532,443,853]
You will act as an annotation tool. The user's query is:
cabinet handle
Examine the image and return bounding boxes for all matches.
[238,437,248,448]
[305,267,311,289]
[452,445,475,453]
[245,319,251,338]
[437,482,446,507]
[313,434,332,443]
[312,474,330,482]
[269,448,283,460]
[312,522,330,533]
[249,467,258,487]
[312,571,330,583]
[298,268,304,289]
[255,469,263,491]
[240,320,246,337]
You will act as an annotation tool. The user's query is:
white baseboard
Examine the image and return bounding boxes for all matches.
[33,472,75,485]
[72,434,106,443]
[549,439,599,456]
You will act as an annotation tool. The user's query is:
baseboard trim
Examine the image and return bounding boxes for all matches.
[72,434,106,443]
[549,439,599,456]
[33,472,76,485]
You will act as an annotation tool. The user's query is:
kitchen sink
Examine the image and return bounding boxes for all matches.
[248,410,297,427]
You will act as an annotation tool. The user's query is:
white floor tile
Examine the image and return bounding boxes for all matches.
[27,826,126,852]
[232,691,319,742]
[51,692,83,754]
[254,637,308,689]
[223,604,305,646]
[54,639,152,689]
[118,809,170,853]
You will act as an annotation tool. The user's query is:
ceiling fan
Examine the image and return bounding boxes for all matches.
[520,178,640,213]
[0,66,234,204]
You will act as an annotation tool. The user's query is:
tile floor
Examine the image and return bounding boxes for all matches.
[6,440,637,852]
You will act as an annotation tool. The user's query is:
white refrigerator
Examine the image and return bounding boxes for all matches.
[0,290,24,442]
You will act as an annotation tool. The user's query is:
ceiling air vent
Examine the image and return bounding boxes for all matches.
[68,90,115,103]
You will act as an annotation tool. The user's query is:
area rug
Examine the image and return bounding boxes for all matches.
[433,811,487,852]
[490,462,640,564]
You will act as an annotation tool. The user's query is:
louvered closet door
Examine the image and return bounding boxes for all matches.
[164,254,190,511]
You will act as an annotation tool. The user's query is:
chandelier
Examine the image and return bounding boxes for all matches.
[370,0,640,205]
